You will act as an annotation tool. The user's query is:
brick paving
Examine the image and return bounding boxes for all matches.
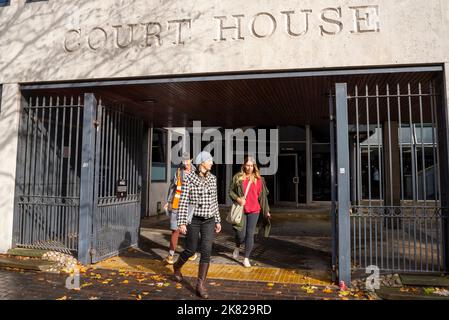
[0,267,367,300]
[137,208,333,283]
[0,208,372,300]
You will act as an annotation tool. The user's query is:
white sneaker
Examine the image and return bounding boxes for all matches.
[243,258,251,268]
[232,247,240,260]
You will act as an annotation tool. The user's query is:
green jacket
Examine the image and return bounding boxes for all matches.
[228,173,271,237]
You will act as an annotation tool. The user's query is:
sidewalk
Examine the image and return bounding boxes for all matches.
[135,209,334,285]
[0,267,367,300]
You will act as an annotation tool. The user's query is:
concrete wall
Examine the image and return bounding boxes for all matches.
[0,84,21,253]
[0,0,448,84]
[1,0,449,250]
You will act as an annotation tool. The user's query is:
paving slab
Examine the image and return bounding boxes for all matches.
[376,286,449,300]
[0,257,56,272]
[399,274,449,287]
[91,256,332,286]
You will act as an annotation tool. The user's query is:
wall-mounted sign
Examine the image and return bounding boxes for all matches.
[116,179,128,198]
[64,5,380,53]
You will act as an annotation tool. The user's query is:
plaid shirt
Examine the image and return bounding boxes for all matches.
[177,170,221,226]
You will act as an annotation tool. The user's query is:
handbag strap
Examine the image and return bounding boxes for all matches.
[243,179,252,199]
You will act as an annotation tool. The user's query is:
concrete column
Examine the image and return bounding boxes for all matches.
[335,83,351,286]
[306,125,313,205]
[438,64,449,270]
[0,84,21,253]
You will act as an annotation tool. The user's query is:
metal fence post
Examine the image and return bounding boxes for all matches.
[329,93,338,283]
[78,93,97,265]
[336,83,351,285]
[438,68,449,271]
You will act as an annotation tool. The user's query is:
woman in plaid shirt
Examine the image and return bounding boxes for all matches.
[173,151,222,299]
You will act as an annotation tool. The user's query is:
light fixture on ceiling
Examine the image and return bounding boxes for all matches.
[142,98,157,104]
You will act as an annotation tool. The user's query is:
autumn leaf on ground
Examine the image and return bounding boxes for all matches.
[301,286,316,294]
[89,296,99,300]
[209,282,221,287]
[176,283,183,289]
[137,278,147,283]
[323,287,333,294]
[121,280,129,284]
[163,283,170,287]
[81,282,93,288]
[339,290,350,296]
[142,292,150,295]
[156,282,164,287]
[56,296,67,300]
[423,287,435,295]
[267,283,275,287]
[136,295,142,300]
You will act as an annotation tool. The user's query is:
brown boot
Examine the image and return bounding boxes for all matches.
[196,263,210,299]
[173,255,188,282]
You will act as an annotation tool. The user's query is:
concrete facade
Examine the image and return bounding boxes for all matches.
[0,0,448,83]
[1,0,449,256]
[0,84,21,253]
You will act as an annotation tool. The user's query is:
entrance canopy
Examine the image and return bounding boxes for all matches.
[21,67,441,128]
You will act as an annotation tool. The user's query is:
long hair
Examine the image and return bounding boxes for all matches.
[238,155,261,183]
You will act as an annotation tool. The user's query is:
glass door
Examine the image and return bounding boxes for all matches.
[276,154,299,206]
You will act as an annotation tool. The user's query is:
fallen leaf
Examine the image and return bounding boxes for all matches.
[423,287,435,295]
[122,280,129,284]
[88,296,99,300]
[136,295,142,300]
[81,282,93,288]
[176,283,183,289]
[267,283,275,287]
[323,287,333,294]
[56,296,67,300]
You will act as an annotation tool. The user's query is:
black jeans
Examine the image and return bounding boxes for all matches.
[235,213,259,258]
[180,216,215,264]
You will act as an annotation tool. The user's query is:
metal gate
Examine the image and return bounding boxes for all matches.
[14,93,144,263]
[14,96,83,253]
[90,99,144,263]
[335,80,448,274]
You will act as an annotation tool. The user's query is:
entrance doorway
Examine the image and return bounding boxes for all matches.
[16,66,448,284]
[276,154,300,206]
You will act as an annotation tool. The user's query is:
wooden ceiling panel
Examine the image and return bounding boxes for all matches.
[22,71,440,129]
